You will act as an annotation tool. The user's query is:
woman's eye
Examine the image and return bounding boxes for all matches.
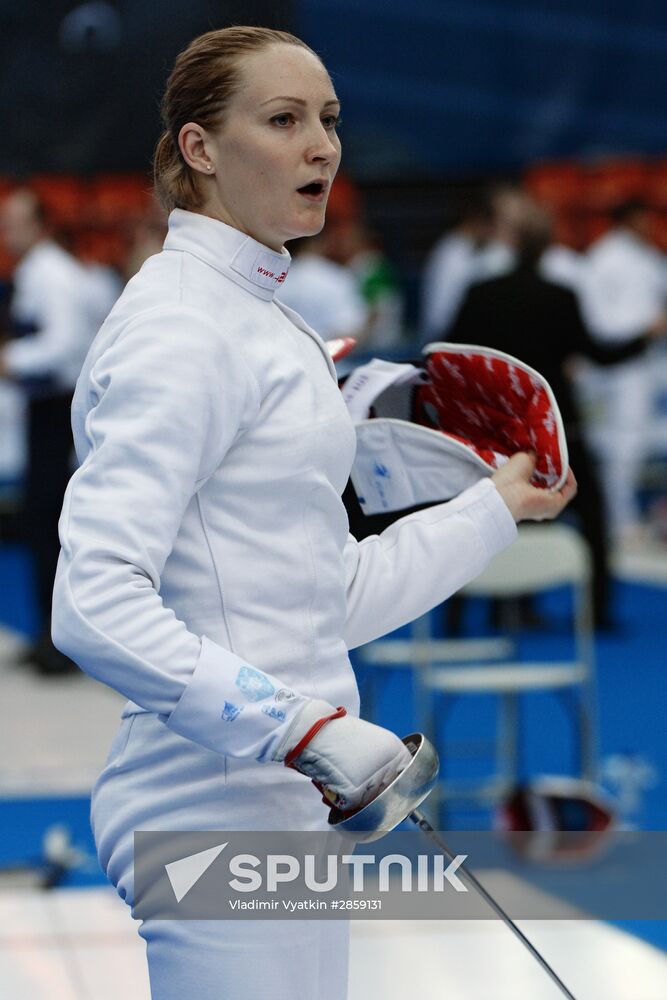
[322,115,341,130]
[271,113,293,127]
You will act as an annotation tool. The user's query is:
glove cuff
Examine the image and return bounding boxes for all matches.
[284,705,347,768]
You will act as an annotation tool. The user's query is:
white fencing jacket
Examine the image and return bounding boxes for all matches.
[52,209,516,764]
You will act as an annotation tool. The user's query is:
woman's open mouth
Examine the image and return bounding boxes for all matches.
[297,181,326,202]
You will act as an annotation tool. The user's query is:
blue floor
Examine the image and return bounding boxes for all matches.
[1,544,665,952]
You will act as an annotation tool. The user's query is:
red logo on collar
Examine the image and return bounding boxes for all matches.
[256,266,287,285]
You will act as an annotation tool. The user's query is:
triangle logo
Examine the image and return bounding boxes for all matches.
[165,842,228,903]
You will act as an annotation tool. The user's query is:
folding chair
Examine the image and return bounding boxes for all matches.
[356,628,513,733]
[423,522,597,819]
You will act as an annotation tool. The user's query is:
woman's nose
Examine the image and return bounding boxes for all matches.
[306,125,339,163]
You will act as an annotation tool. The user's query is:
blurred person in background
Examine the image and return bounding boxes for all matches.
[83,257,122,323]
[277,227,369,340]
[124,200,168,280]
[0,188,111,674]
[330,219,405,351]
[446,203,667,629]
[578,198,667,544]
[0,279,25,490]
[50,26,575,1000]
[420,184,569,341]
[491,184,586,292]
[421,190,498,339]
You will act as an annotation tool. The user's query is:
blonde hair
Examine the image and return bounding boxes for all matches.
[153,26,318,212]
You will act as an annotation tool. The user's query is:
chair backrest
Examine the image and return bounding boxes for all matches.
[462,523,591,597]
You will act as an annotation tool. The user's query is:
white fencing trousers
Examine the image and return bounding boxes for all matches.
[140,917,349,1000]
[91,712,350,1000]
[579,357,653,532]
[598,362,651,532]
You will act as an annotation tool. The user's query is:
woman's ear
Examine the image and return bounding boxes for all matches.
[178,123,215,175]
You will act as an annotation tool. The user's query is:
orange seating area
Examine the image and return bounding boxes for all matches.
[0,174,157,279]
[523,157,667,251]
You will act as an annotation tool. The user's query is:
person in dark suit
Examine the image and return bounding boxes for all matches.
[445,204,667,628]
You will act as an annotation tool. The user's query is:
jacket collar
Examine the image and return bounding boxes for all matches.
[164,209,291,301]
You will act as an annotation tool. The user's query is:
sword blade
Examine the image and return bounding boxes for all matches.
[410,810,578,1000]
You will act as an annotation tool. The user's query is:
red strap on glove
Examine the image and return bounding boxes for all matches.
[284,706,347,769]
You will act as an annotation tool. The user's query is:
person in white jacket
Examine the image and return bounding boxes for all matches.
[0,188,117,674]
[421,193,499,340]
[578,200,667,539]
[51,26,576,1000]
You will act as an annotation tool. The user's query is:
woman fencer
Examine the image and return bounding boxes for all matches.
[51,26,576,1000]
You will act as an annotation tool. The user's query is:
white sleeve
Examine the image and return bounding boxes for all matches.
[342,478,517,650]
[4,270,87,380]
[52,306,312,762]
